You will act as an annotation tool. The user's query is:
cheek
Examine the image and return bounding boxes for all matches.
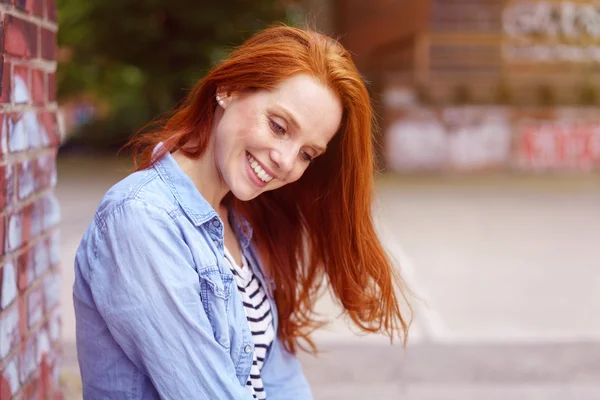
[233,102,264,139]
[280,165,308,186]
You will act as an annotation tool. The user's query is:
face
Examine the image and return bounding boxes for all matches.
[212,73,343,201]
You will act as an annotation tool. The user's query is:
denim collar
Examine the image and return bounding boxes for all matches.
[152,143,253,248]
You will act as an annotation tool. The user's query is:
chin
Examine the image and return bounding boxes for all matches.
[229,184,262,202]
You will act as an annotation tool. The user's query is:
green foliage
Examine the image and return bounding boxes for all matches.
[58,0,303,150]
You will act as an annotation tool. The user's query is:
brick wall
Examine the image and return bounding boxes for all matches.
[0,1,62,399]
[334,0,430,72]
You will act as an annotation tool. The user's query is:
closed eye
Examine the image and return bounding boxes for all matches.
[300,150,314,163]
[269,119,288,138]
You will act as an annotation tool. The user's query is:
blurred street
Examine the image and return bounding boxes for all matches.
[56,156,600,399]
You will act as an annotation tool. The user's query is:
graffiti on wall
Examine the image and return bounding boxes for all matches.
[386,107,512,172]
[515,120,600,170]
[503,1,600,63]
[386,107,600,172]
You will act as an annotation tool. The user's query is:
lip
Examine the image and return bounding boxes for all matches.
[246,151,276,179]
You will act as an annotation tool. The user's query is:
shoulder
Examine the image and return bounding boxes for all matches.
[75,168,181,281]
[93,166,182,232]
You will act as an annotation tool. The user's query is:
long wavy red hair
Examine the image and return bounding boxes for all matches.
[126,25,411,354]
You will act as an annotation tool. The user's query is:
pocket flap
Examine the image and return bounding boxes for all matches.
[198,266,233,299]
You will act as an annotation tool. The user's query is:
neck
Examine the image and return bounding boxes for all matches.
[172,135,229,212]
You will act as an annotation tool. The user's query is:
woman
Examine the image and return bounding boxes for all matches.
[73,25,411,399]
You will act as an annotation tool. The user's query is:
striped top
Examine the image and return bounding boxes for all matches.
[223,246,275,400]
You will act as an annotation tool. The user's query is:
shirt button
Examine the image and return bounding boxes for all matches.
[213,240,219,247]
[212,219,220,228]
[244,345,252,353]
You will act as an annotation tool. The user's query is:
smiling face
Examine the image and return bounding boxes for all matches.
[212,73,343,201]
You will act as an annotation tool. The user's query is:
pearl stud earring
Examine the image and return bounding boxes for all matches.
[216,94,224,106]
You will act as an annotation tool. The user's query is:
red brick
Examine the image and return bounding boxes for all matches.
[45,0,56,22]
[40,28,55,61]
[22,203,33,243]
[20,378,40,400]
[21,0,42,16]
[8,205,32,252]
[38,111,59,147]
[7,210,22,252]
[1,61,11,103]
[0,20,5,55]
[8,113,27,152]
[27,110,42,150]
[19,336,37,384]
[46,72,55,103]
[13,65,30,104]
[40,352,51,400]
[37,333,55,399]
[17,249,32,292]
[0,354,20,397]
[30,199,41,238]
[27,284,43,328]
[0,57,4,98]
[0,113,8,155]
[0,164,6,210]
[6,163,14,209]
[33,0,44,17]
[0,164,15,211]
[0,214,5,257]
[18,296,27,340]
[0,304,20,361]
[4,15,38,58]
[31,69,44,105]
[15,0,27,12]
[1,261,17,309]
[17,160,35,200]
[33,236,49,277]
[35,154,56,191]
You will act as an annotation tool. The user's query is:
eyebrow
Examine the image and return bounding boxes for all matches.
[274,105,302,131]
[273,105,328,154]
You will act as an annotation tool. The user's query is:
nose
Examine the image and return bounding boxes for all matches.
[269,143,297,174]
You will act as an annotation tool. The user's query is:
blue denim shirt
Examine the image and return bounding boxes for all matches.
[73,147,313,399]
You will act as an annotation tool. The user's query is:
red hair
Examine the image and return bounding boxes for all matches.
[126,25,411,354]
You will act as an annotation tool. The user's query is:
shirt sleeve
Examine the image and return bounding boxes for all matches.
[86,200,254,400]
[262,336,314,400]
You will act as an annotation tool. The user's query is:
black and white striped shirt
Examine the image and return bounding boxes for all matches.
[223,246,275,400]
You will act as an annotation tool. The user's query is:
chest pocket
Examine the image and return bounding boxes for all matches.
[198,266,234,349]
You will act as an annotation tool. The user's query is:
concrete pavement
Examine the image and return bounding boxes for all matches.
[55,155,600,399]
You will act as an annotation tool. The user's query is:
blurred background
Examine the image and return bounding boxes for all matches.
[54,0,600,399]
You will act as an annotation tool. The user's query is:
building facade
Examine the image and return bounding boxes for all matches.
[320,0,600,172]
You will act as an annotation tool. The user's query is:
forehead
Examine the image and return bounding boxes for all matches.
[267,74,342,141]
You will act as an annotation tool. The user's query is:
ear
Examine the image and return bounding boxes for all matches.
[216,86,233,109]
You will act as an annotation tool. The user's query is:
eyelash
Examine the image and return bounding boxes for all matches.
[300,150,314,163]
[268,119,287,137]
[268,118,314,164]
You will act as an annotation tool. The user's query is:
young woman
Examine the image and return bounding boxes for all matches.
[73,25,411,399]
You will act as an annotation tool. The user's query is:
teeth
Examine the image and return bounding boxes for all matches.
[246,153,273,183]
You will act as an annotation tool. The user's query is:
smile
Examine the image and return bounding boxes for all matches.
[246,152,274,183]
